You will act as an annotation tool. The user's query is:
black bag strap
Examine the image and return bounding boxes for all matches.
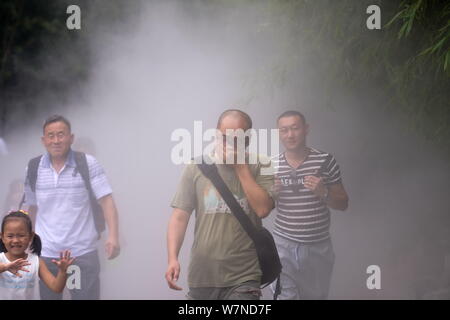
[19,194,25,210]
[20,152,96,209]
[73,152,105,237]
[27,155,43,193]
[274,275,281,300]
[197,158,282,300]
[73,151,95,199]
[19,155,43,209]
[197,160,259,242]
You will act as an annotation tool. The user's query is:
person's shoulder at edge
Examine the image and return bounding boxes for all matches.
[177,157,200,178]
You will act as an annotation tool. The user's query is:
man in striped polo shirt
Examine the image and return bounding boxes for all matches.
[24,115,120,299]
[271,110,349,299]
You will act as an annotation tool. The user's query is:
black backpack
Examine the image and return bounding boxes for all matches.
[197,159,282,300]
[20,151,105,237]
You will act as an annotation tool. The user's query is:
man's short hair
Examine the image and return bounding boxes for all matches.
[217,109,252,130]
[277,110,306,125]
[43,115,71,134]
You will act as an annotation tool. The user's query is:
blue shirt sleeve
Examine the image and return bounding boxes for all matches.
[86,155,113,200]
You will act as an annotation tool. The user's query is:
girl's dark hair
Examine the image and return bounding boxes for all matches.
[0,211,41,256]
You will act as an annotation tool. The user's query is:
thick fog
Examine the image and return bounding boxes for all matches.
[1,0,449,299]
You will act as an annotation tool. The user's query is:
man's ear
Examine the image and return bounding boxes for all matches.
[41,136,45,146]
[305,123,310,135]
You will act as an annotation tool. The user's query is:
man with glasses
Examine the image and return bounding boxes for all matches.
[271,110,349,299]
[166,109,276,300]
[24,115,120,299]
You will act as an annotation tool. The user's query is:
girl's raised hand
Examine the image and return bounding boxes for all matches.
[6,258,31,277]
[52,250,75,272]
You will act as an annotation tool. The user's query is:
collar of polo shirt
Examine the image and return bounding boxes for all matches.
[41,148,77,168]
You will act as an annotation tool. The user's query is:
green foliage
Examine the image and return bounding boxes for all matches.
[0,0,142,135]
[0,0,448,152]
[237,0,450,153]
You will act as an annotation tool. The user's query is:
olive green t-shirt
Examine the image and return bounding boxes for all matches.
[171,157,275,288]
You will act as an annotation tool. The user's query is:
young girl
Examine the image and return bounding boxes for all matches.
[0,210,75,300]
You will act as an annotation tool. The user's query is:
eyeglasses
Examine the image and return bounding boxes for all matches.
[46,132,68,140]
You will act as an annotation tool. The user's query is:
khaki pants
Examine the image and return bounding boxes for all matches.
[187,281,261,300]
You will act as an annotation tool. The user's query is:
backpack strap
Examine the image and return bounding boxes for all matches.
[73,151,105,236]
[22,152,95,204]
[19,155,43,209]
[73,151,94,197]
[27,155,43,193]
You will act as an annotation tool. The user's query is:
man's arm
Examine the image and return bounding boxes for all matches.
[304,176,349,211]
[234,165,274,218]
[98,194,120,259]
[166,207,191,290]
[325,182,349,211]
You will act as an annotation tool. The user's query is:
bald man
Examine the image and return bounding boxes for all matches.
[165,109,276,300]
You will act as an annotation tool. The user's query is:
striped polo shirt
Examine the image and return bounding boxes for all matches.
[273,147,342,243]
[24,149,112,258]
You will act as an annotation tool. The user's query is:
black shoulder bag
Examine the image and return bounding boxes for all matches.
[197,160,282,300]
